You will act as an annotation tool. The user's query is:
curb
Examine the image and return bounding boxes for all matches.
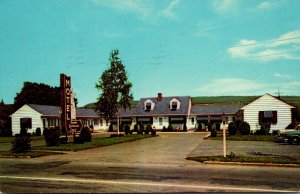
[203,161,300,168]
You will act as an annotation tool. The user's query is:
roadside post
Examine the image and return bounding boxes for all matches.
[222,113,226,157]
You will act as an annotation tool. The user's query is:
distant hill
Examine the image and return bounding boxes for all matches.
[191,96,300,105]
[84,96,300,108]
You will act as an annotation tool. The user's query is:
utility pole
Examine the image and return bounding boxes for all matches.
[222,113,226,157]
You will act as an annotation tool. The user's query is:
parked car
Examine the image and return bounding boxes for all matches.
[274,125,300,144]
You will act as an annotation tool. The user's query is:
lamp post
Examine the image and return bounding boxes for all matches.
[222,112,226,157]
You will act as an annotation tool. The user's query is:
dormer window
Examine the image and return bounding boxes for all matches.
[169,98,180,111]
[145,102,151,111]
[171,102,177,111]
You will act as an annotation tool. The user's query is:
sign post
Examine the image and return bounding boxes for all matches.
[222,113,226,157]
[60,74,72,139]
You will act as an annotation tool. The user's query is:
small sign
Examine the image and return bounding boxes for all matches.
[69,120,83,132]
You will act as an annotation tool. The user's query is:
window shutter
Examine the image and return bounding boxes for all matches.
[259,111,264,123]
[272,111,277,124]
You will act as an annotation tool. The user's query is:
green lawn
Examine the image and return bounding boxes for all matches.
[187,155,300,164]
[33,134,155,151]
[0,136,44,143]
[209,135,275,141]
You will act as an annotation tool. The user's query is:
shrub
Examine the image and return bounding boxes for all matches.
[110,133,124,137]
[207,123,212,131]
[79,127,92,142]
[238,121,250,135]
[140,124,145,134]
[145,124,152,134]
[133,124,139,132]
[43,127,61,146]
[285,123,296,129]
[167,124,174,131]
[11,127,31,153]
[119,124,124,132]
[36,128,41,136]
[211,128,217,137]
[124,125,131,135]
[108,124,113,132]
[258,122,271,135]
[228,122,237,136]
[183,123,187,131]
[235,120,242,130]
[11,133,31,153]
[197,123,203,131]
[162,126,167,131]
[151,130,156,135]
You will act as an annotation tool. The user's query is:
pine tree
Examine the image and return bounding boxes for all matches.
[96,49,133,133]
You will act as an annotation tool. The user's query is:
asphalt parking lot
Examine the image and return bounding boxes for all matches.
[189,136,300,159]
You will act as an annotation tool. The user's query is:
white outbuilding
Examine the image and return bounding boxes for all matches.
[241,93,295,133]
[10,104,107,135]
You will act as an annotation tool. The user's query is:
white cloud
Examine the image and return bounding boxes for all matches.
[96,0,152,17]
[286,81,300,87]
[228,30,300,62]
[257,1,271,10]
[274,73,292,79]
[89,0,181,21]
[212,0,238,14]
[196,78,266,95]
[162,0,180,20]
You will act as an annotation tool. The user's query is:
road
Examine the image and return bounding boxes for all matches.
[0,133,299,192]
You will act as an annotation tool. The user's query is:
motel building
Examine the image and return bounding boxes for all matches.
[10,93,295,135]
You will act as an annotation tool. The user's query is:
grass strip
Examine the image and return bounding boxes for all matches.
[33,134,155,151]
[187,155,300,164]
[0,150,65,158]
[0,136,44,143]
[209,135,275,141]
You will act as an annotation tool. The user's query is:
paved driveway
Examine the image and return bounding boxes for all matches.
[34,133,209,166]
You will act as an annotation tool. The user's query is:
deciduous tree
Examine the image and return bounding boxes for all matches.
[96,49,133,133]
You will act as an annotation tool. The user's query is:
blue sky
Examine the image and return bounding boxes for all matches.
[1,0,300,106]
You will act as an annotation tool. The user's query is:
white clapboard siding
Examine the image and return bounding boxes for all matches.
[11,104,43,135]
[241,94,294,133]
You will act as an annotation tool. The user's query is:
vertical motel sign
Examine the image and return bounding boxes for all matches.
[60,73,72,133]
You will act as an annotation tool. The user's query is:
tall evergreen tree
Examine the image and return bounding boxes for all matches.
[96,49,133,133]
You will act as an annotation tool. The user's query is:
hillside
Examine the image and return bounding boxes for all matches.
[191,96,300,105]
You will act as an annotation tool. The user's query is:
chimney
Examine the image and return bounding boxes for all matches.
[157,93,163,101]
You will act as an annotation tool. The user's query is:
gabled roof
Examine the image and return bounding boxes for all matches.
[118,107,137,117]
[241,93,295,110]
[76,108,99,117]
[191,105,242,115]
[28,104,60,116]
[135,96,191,116]
[27,104,99,117]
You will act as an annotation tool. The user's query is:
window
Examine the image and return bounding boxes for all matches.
[259,111,277,124]
[171,101,177,110]
[159,118,163,125]
[100,119,103,126]
[106,119,109,126]
[191,117,195,125]
[145,102,151,111]
[20,118,32,129]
